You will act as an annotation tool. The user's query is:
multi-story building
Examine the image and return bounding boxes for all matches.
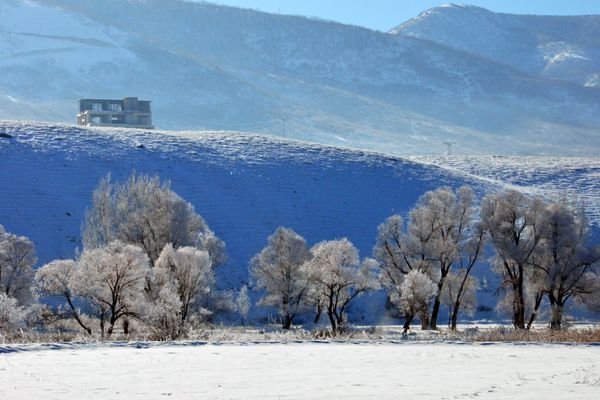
[77,97,154,129]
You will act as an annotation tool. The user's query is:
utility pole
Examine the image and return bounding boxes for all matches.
[443,141,457,156]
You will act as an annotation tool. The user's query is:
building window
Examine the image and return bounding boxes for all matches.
[109,103,122,112]
[92,103,103,111]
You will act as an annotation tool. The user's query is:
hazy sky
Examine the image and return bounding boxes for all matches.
[199,1,600,31]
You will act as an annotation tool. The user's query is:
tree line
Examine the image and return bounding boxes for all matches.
[1,173,599,338]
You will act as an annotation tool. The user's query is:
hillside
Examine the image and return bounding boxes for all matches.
[410,155,600,231]
[3,121,600,322]
[0,0,599,156]
[0,121,487,285]
[392,4,600,87]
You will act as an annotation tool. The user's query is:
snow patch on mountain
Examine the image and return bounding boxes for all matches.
[392,4,600,87]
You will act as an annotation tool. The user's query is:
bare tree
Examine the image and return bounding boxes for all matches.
[250,227,312,329]
[0,292,25,335]
[72,241,150,338]
[533,202,600,329]
[481,190,545,329]
[82,173,225,265]
[236,285,251,325]
[152,244,214,336]
[447,221,485,331]
[441,269,479,329]
[0,225,36,305]
[373,186,482,330]
[34,259,91,334]
[305,239,379,333]
[398,270,437,333]
[146,286,183,340]
[374,215,412,311]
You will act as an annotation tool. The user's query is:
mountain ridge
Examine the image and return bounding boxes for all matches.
[0,0,599,156]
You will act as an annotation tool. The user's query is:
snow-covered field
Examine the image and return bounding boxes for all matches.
[1,341,599,399]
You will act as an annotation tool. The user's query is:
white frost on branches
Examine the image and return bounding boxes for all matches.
[0,224,36,304]
[250,227,311,329]
[305,239,379,333]
[72,241,150,338]
[0,292,25,334]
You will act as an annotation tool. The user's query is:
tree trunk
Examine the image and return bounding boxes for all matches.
[550,301,564,330]
[66,295,91,334]
[526,291,544,330]
[420,312,429,330]
[430,270,448,330]
[282,314,292,330]
[513,267,526,329]
[430,297,441,330]
[403,314,414,334]
[450,304,459,331]
[100,311,106,340]
[314,304,322,324]
[327,310,337,334]
[123,319,130,336]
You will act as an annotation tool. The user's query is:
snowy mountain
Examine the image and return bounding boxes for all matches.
[392,4,600,87]
[1,0,599,156]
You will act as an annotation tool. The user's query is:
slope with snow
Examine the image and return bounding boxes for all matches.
[392,4,600,87]
[0,121,487,288]
[0,0,599,155]
[1,341,599,399]
[410,155,600,230]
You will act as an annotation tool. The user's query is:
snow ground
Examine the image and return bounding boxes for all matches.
[1,341,599,399]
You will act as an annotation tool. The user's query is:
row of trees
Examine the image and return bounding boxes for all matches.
[1,174,228,339]
[373,187,600,331]
[2,173,599,338]
[251,187,600,332]
[250,228,378,332]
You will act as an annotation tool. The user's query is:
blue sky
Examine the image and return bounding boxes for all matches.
[198,1,600,31]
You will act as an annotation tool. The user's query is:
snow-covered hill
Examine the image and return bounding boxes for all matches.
[410,155,600,230]
[3,121,600,321]
[392,4,600,87]
[1,0,599,156]
[0,121,487,285]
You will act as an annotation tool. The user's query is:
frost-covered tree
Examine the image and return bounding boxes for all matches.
[305,239,379,333]
[374,187,483,329]
[236,285,251,325]
[250,227,311,329]
[152,244,214,335]
[82,173,226,265]
[146,286,183,340]
[398,270,437,333]
[481,190,545,329]
[374,215,411,312]
[532,202,600,329]
[72,241,150,338]
[446,221,485,331]
[0,292,25,335]
[34,259,91,334]
[409,187,480,329]
[0,225,36,304]
[441,270,479,329]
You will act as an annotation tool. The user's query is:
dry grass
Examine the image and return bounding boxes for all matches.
[3,324,600,345]
[468,326,600,343]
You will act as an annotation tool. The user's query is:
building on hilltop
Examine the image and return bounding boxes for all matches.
[77,97,154,129]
